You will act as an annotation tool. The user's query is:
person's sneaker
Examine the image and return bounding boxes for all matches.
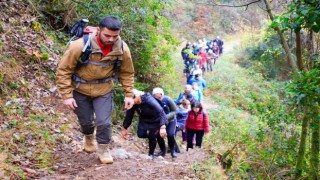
[171,151,177,158]
[148,154,154,160]
[97,144,113,164]
[83,134,97,153]
[154,150,166,157]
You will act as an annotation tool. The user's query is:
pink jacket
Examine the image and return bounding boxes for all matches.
[185,110,210,133]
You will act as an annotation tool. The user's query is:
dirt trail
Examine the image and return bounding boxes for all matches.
[44,83,219,180]
[42,40,241,180]
[42,123,210,180]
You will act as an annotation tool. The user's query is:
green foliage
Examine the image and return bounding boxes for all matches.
[286,69,320,107]
[1,112,60,178]
[31,21,42,33]
[273,0,320,33]
[200,43,301,178]
[239,25,291,79]
[0,39,4,49]
[285,68,320,176]
[41,53,49,61]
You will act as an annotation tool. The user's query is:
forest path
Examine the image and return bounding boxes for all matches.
[42,131,210,180]
[42,39,240,180]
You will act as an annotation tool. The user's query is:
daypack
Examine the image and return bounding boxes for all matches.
[67,19,123,84]
[155,96,170,114]
[188,111,206,120]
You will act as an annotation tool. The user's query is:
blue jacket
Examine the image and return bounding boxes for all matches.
[176,107,188,128]
[175,92,197,105]
[188,78,206,91]
[192,89,203,102]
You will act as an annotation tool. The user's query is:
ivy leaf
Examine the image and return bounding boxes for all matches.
[291,13,299,19]
[271,21,279,28]
[301,9,309,15]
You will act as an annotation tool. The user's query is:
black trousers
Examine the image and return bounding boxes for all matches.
[186,128,205,150]
[137,127,158,155]
[157,120,176,152]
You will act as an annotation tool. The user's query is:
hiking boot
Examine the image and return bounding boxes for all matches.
[83,134,97,153]
[97,144,113,164]
[154,150,166,157]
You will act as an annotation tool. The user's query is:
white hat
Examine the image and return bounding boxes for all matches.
[133,89,145,97]
[152,87,164,96]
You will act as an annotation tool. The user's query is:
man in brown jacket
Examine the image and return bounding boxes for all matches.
[56,16,135,164]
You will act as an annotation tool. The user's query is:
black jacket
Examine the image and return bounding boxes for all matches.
[123,93,167,130]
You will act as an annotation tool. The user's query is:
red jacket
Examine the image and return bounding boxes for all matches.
[198,51,207,68]
[185,110,210,133]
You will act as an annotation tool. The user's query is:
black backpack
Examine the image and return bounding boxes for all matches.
[155,96,170,114]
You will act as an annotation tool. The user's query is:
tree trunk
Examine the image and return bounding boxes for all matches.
[306,30,314,70]
[262,0,298,70]
[295,31,307,71]
[310,107,319,180]
[295,114,309,179]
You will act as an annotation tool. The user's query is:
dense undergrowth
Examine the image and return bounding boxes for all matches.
[191,31,319,179]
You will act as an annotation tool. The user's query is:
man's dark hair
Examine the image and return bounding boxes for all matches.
[99,16,122,31]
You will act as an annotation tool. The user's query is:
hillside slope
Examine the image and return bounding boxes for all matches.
[0,1,226,179]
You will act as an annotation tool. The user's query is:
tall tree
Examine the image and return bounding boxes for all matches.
[270,0,320,178]
[262,0,298,70]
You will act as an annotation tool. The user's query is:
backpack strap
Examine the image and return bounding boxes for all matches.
[113,41,123,83]
[74,39,124,86]
[202,112,206,119]
[72,74,113,88]
[75,33,92,69]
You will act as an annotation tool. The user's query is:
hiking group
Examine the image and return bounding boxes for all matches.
[56,15,221,164]
[181,37,224,87]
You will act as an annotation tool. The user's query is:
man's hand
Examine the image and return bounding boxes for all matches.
[160,128,167,138]
[121,127,129,140]
[63,98,78,110]
[124,96,134,110]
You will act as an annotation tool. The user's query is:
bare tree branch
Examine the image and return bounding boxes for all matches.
[198,0,261,10]
[212,0,261,8]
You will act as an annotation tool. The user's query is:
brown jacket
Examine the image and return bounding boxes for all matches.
[56,31,134,100]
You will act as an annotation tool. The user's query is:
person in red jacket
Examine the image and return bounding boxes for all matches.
[197,47,208,74]
[184,102,210,151]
